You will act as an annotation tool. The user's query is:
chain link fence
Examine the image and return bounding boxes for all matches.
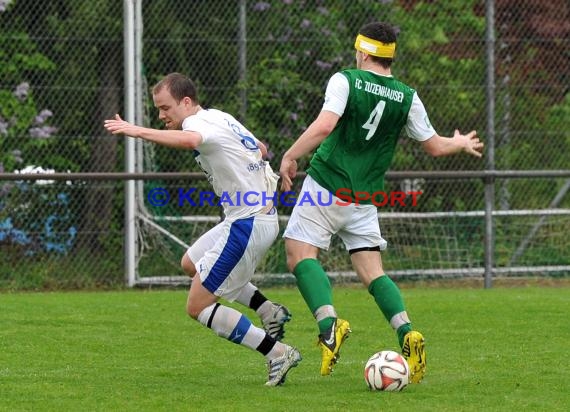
[1,0,568,289]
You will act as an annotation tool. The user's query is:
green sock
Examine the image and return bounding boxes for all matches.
[368,276,412,348]
[293,258,335,333]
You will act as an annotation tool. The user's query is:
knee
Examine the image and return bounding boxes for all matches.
[185,285,202,320]
[186,300,201,320]
[285,239,316,273]
[285,252,300,273]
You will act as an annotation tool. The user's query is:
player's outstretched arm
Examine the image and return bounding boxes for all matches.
[104,114,202,149]
[421,129,484,158]
[279,110,339,191]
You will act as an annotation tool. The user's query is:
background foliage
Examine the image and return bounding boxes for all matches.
[1,0,568,289]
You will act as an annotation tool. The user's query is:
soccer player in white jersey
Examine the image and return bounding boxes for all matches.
[105,72,301,386]
[279,21,484,381]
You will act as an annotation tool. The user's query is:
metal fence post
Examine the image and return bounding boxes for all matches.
[124,0,137,287]
[238,0,247,122]
[484,0,496,289]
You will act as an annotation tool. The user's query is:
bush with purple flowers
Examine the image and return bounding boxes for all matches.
[0,2,74,255]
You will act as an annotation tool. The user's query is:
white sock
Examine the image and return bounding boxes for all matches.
[197,303,276,357]
[234,282,257,307]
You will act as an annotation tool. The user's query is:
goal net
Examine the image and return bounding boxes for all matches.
[133,198,570,286]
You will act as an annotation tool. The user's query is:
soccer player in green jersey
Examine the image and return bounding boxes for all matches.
[279,21,484,382]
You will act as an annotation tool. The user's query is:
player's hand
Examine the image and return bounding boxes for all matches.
[457,129,484,157]
[279,157,297,192]
[104,114,142,137]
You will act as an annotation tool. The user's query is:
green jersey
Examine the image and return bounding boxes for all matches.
[308,69,415,204]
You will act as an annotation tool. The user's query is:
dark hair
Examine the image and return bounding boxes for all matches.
[152,72,199,103]
[358,22,398,67]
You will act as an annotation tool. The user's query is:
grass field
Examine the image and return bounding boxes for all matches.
[1,285,568,411]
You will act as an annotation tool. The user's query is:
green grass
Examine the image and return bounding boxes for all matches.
[1,286,568,411]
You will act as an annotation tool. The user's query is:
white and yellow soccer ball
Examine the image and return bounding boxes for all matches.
[364,350,410,391]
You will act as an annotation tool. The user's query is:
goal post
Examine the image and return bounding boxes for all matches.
[131,206,570,286]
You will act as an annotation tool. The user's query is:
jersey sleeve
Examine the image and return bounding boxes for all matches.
[404,92,436,142]
[321,72,349,116]
[182,116,209,143]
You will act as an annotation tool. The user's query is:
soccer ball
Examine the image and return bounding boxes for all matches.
[364,350,409,391]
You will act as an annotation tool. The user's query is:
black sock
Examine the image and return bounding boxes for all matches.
[249,290,268,311]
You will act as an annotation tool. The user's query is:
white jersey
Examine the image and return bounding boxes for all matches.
[182,109,279,221]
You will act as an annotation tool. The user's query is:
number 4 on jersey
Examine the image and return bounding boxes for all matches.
[362,100,386,140]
